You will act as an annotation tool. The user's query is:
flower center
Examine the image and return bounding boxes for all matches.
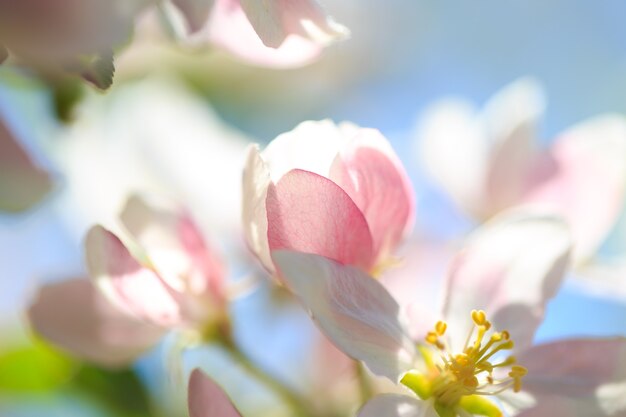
[401,310,527,417]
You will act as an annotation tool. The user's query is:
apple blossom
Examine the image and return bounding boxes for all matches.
[27,194,227,366]
[172,0,349,68]
[418,78,626,263]
[242,119,415,277]
[275,212,626,417]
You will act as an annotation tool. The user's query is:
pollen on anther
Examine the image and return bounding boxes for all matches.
[436,321,447,336]
[471,310,487,326]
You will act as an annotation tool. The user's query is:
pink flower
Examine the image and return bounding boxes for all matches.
[418,78,626,263]
[242,119,415,277]
[275,212,626,416]
[173,0,349,68]
[188,368,242,417]
[27,195,227,367]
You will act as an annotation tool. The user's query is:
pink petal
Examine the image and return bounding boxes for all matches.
[522,115,626,263]
[85,225,184,327]
[0,118,52,212]
[519,338,626,398]
[120,195,226,303]
[357,394,432,417]
[273,250,416,382]
[27,279,164,367]
[188,368,242,417]
[267,169,375,271]
[238,0,348,48]
[330,129,415,262]
[195,0,321,68]
[442,212,571,352]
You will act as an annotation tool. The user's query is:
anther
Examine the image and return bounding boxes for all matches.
[436,321,447,336]
[471,310,487,326]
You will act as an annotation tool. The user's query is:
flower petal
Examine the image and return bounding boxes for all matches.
[188,368,242,417]
[442,212,571,352]
[418,78,544,219]
[519,338,626,399]
[480,78,545,215]
[199,0,323,68]
[242,144,274,272]
[171,0,214,33]
[357,394,434,417]
[267,169,375,271]
[330,128,415,261]
[522,115,626,263]
[238,0,348,48]
[0,118,52,212]
[27,279,164,367]
[418,99,487,217]
[85,225,184,327]
[262,119,351,182]
[119,195,225,302]
[273,250,416,382]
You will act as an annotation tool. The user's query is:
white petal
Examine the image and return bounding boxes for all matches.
[442,211,571,352]
[480,77,545,215]
[273,250,417,382]
[241,144,274,272]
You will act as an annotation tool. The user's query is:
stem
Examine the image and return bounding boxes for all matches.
[217,333,319,417]
[355,361,374,403]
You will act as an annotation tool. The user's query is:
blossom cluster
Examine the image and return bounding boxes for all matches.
[1,3,625,417]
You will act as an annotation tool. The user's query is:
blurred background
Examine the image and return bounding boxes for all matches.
[2,1,626,416]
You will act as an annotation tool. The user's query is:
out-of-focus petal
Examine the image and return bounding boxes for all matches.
[523,115,626,263]
[85,225,184,327]
[27,279,164,367]
[330,129,415,261]
[380,239,452,340]
[267,169,375,271]
[242,144,275,272]
[417,99,488,217]
[188,368,242,417]
[120,195,225,301]
[481,78,545,214]
[357,394,433,417]
[273,250,416,382]
[171,0,214,33]
[418,78,545,219]
[442,212,571,352]
[196,0,319,68]
[239,0,348,48]
[519,338,626,399]
[0,118,52,212]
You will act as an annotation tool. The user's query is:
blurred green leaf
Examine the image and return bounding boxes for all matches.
[70,365,154,417]
[0,340,74,392]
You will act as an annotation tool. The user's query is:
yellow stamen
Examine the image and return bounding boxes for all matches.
[402,311,527,413]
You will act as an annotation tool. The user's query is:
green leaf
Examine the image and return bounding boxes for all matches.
[69,364,153,417]
[0,340,75,392]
